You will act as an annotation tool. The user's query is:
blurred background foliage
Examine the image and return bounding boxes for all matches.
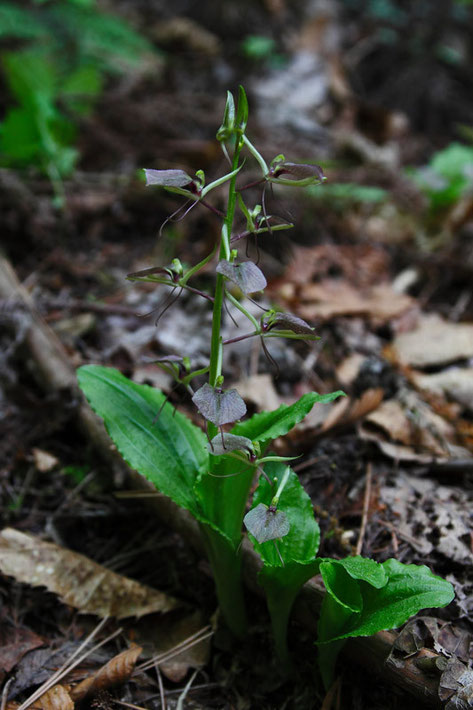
[0,0,157,202]
[0,0,471,216]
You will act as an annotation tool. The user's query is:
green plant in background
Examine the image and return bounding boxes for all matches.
[0,0,156,204]
[409,142,473,212]
[77,87,454,686]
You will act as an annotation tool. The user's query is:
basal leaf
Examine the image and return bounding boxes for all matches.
[319,557,454,643]
[77,365,208,519]
[319,562,363,613]
[326,556,387,590]
[233,391,344,444]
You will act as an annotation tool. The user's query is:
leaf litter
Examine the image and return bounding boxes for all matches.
[0,528,180,619]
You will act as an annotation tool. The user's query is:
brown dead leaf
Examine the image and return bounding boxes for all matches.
[0,528,180,619]
[321,388,384,432]
[5,685,73,710]
[283,244,390,289]
[70,645,142,701]
[380,472,473,563]
[0,624,44,674]
[233,374,281,412]
[132,611,210,682]
[392,313,473,368]
[411,368,473,414]
[336,353,365,387]
[362,392,457,458]
[292,279,414,323]
[32,684,74,710]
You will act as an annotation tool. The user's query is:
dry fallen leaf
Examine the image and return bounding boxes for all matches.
[233,374,282,412]
[70,645,142,701]
[321,388,384,432]
[361,393,456,458]
[412,368,473,414]
[392,313,473,368]
[32,684,74,710]
[0,528,180,619]
[0,625,44,675]
[132,611,210,682]
[293,279,415,323]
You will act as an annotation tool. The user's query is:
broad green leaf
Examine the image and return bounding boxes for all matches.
[0,2,45,39]
[50,4,155,74]
[77,365,208,519]
[0,108,41,162]
[326,555,387,590]
[3,48,57,108]
[319,562,362,613]
[319,558,454,643]
[61,65,103,116]
[233,391,345,444]
[316,556,453,688]
[194,454,255,546]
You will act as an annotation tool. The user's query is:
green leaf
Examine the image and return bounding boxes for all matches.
[50,4,155,74]
[328,555,387,589]
[319,562,363,613]
[319,557,454,643]
[0,108,41,162]
[2,48,57,109]
[316,556,453,688]
[194,454,255,546]
[233,391,345,444]
[0,2,45,39]
[60,64,103,116]
[248,463,320,666]
[77,365,208,519]
[249,462,320,567]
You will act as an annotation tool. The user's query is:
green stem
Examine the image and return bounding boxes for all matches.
[199,523,247,638]
[202,127,248,635]
[208,135,243,394]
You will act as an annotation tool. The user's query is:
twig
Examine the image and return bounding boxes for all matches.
[1,678,14,710]
[17,618,119,710]
[355,463,372,556]
[176,669,199,710]
[155,664,167,710]
[135,627,213,674]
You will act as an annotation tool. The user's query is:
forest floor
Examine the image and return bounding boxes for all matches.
[1,2,473,709]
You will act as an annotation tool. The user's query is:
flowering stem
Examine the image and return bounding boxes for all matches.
[208,137,243,398]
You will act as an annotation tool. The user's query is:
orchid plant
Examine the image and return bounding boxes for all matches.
[78,87,454,687]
